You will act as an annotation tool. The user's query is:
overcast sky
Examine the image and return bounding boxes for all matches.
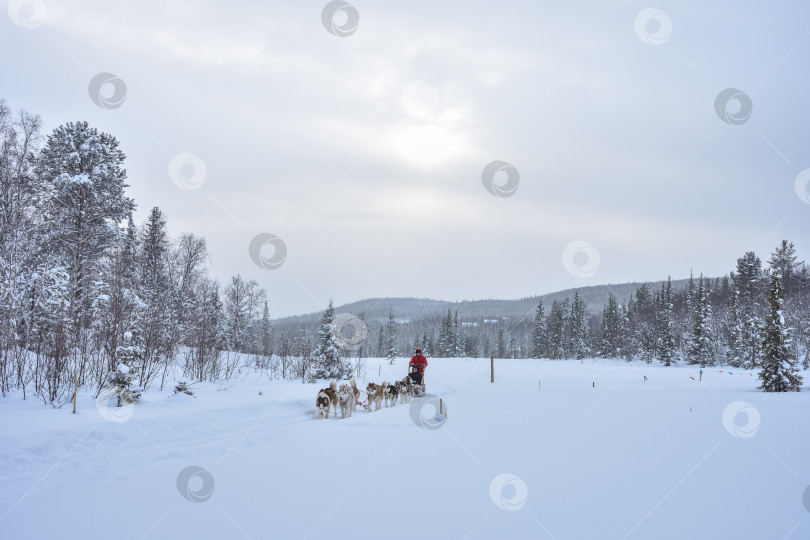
[2,0,809,317]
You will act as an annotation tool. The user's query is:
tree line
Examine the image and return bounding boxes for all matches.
[2,100,806,404]
[0,100,282,404]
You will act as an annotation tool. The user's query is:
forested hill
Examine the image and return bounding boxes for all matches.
[271,279,693,328]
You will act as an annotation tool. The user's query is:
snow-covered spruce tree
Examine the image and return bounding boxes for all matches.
[496,326,507,358]
[311,299,348,380]
[137,207,174,389]
[453,311,464,357]
[600,293,622,358]
[768,240,799,297]
[531,300,547,359]
[376,326,385,357]
[386,310,399,364]
[420,331,430,357]
[35,121,134,332]
[657,277,677,366]
[733,251,764,369]
[569,292,590,360]
[628,284,656,363]
[464,333,480,357]
[726,292,745,367]
[258,299,272,370]
[292,327,312,379]
[687,274,716,366]
[438,309,455,357]
[546,300,567,359]
[758,272,803,392]
[356,312,367,359]
[106,324,143,406]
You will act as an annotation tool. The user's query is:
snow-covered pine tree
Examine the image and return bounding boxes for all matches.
[628,284,656,363]
[138,207,174,388]
[531,300,547,359]
[657,277,676,366]
[292,327,312,382]
[569,292,590,360]
[464,333,480,357]
[258,299,272,369]
[438,309,454,357]
[733,252,764,369]
[546,300,567,359]
[356,312,367,359]
[386,310,399,364]
[687,274,716,366]
[106,323,144,406]
[600,293,621,358]
[758,272,803,392]
[377,326,385,357]
[496,326,506,358]
[726,291,745,367]
[453,311,464,357]
[768,240,799,297]
[311,299,347,380]
[35,121,134,331]
[277,330,291,379]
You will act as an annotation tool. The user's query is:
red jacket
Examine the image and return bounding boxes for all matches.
[409,354,428,373]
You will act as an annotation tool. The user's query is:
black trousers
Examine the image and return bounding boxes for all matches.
[409,372,423,385]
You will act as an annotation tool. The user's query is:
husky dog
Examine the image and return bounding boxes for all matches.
[316,388,331,418]
[320,381,338,417]
[337,383,354,418]
[348,378,361,408]
[397,378,412,403]
[365,382,385,411]
[383,381,399,407]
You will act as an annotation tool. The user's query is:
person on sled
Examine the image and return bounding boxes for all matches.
[408,348,428,387]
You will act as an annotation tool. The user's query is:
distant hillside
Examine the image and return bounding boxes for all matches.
[270,278,694,330]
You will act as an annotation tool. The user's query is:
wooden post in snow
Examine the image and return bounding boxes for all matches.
[72,372,77,414]
[490,357,494,383]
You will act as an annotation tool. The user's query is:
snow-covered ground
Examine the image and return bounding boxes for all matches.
[1,358,808,539]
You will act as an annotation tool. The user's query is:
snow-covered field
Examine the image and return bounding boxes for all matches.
[1,358,808,539]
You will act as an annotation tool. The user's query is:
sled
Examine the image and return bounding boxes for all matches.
[408,365,426,398]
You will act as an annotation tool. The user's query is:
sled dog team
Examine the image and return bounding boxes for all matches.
[316,377,414,419]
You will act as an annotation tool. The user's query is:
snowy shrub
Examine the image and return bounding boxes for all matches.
[173,378,195,397]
